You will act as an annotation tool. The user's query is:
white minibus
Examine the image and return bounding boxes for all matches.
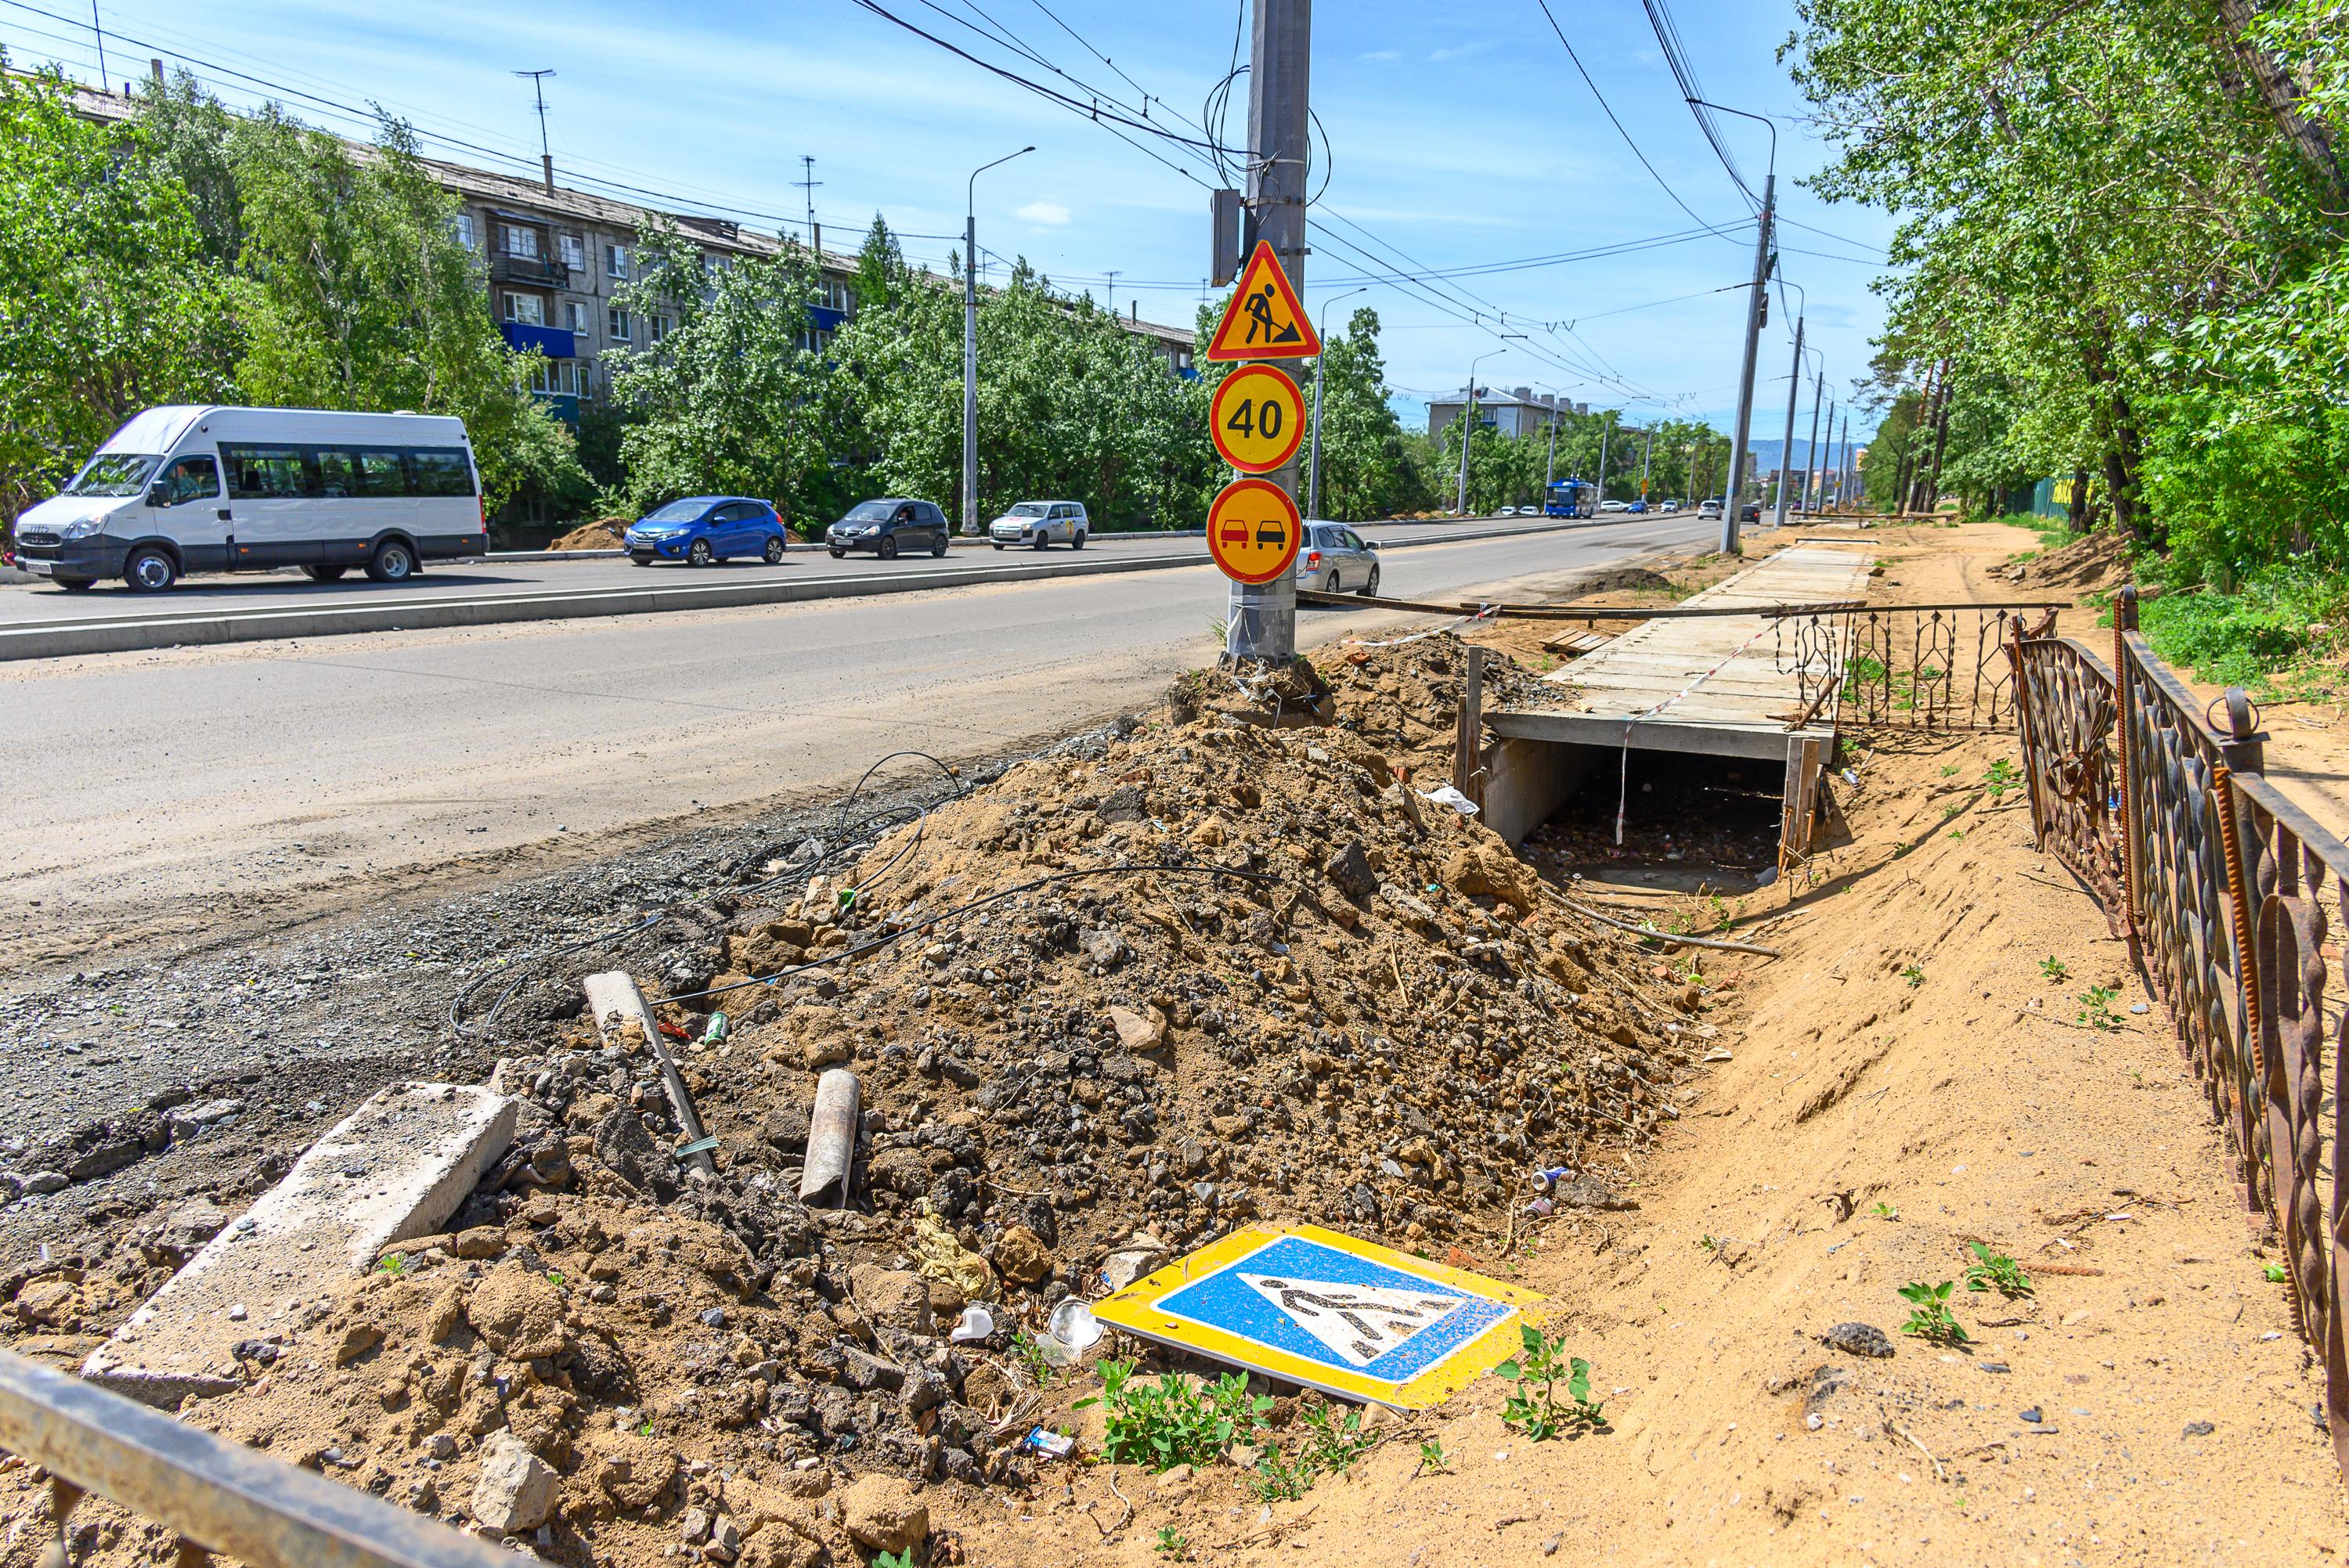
[10,406,487,591]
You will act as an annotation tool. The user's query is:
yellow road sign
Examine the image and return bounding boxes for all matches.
[1205,240,1321,362]
[1210,366,1308,474]
[1092,1222,1547,1408]
[1205,478,1301,585]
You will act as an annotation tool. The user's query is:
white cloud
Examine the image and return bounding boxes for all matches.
[1016,200,1071,226]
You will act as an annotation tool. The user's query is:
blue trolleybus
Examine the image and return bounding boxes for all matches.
[1544,478,1597,518]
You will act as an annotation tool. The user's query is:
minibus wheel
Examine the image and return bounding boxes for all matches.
[124,547,179,593]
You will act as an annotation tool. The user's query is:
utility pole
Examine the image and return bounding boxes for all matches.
[1225,0,1311,662]
[1800,366,1824,517]
[1837,409,1851,512]
[1596,411,1613,506]
[1772,313,1804,528]
[515,70,556,193]
[1689,98,1776,553]
[1543,406,1558,492]
[1305,286,1365,518]
[963,146,1036,538]
[1639,423,1654,499]
[92,0,107,92]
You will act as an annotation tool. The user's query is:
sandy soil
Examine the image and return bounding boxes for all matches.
[924,523,2349,1566]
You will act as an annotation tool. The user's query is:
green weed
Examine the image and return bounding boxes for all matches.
[1249,1441,1315,1502]
[1493,1323,1606,1440]
[1154,1527,1188,1556]
[2077,986,2123,1031]
[1963,1243,2033,1297]
[1870,1201,1900,1220]
[2040,956,2069,982]
[1901,964,1926,988]
[1414,1438,1451,1476]
[874,1553,915,1568]
[1983,759,2022,800]
[1897,1280,1970,1345]
[1077,1361,1268,1472]
[1012,1329,1058,1390]
[2264,1261,2289,1283]
[1298,1404,1377,1476]
[1940,763,1962,778]
[376,1253,405,1276]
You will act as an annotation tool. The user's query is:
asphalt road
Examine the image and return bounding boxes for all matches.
[0,515,1581,629]
[2,514,1712,971]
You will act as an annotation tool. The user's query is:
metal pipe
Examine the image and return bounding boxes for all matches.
[800,1068,863,1206]
[0,1349,514,1568]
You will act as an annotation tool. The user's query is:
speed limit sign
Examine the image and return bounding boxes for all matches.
[1209,365,1308,475]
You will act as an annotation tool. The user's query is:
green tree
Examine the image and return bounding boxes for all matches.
[1303,308,1434,521]
[228,111,582,514]
[603,225,839,525]
[0,60,232,526]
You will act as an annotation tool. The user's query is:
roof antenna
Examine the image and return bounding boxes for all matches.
[514,69,555,192]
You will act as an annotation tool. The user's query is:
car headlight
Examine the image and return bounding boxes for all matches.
[63,516,104,539]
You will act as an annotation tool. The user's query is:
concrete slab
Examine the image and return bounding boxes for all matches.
[82,1083,515,1406]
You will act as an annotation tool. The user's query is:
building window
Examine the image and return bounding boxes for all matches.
[499,224,539,260]
[649,313,673,344]
[564,301,588,333]
[702,252,731,276]
[453,213,475,250]
[820,278,853,313]
[608,307,630,341]
[558,233,585,270]
[528,360,579,396]
[502,292,544,326]
[606,243,630,280]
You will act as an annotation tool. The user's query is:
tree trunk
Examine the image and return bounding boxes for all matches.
[2067,467,2091,535]
[1925,365,1954,512]
[2213,0,2346,200]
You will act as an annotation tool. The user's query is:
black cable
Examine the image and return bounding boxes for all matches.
[1533,0,1745,248]
[446,750,971,1036]
[651,863,1283,1008]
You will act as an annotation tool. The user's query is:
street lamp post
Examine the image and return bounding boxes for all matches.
[1687,96,1776,553]
[1773,279,1806,530]
[1455,337,1525,517]
[962,145,1035,537]
[1305,286,1367,519]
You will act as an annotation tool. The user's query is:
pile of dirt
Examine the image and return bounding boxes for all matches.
[2,636,1712,1566]
[1999,526,2130,593]
[550,519,629,551]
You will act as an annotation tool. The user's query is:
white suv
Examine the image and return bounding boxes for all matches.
[988,500,1089,549]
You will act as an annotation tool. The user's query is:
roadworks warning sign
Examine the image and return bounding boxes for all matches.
[1203,240,1322,362]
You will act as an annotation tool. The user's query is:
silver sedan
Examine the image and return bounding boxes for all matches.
[1293,521,1381,596]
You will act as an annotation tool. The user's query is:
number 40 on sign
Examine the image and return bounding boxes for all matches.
[1210,365,1306,474]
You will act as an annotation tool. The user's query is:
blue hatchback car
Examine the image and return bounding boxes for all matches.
[624,496,790,566]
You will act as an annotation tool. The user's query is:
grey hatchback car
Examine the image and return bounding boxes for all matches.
[1294,521,1380,596]
[826,498,952,559]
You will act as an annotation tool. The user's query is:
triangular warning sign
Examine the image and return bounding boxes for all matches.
[1240,1272,1464,1367]
[1205,240,1322,362]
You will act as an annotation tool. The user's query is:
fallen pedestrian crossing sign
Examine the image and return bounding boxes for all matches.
[1091,1222,1546,1408]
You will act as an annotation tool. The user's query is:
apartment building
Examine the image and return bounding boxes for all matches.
[67,80,1198,424]
[1427,386,1587,439]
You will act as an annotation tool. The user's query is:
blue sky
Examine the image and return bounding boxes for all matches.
[9,0,1891,445]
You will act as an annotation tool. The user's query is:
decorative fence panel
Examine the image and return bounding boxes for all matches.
[2009,586,2349,1487]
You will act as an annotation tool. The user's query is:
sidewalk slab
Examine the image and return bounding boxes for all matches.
[81,1082,515,1406]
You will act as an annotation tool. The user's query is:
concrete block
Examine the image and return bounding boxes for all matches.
[83,1082,516,1406]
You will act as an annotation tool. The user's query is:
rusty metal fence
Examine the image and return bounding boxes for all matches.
[2009,586,2349,1483]
[1777,604,2061,733]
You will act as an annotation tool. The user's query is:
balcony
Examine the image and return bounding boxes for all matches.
[499,322,577,359]
[489,251,571,289]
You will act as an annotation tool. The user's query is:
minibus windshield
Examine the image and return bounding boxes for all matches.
[67,454,161,498]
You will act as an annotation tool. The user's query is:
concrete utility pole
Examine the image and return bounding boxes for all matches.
[963,146,1034,538]
[1801,364,1824,516]
[1596,411,1613,505]
[1690,99,1776,553]
[1225,0,1311,662]
[1544,407,1558,491]
[1306,286,1366,518]
[1837,409,1852,511]
[1640,423,1654,499]
[1773,312,1804,528]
